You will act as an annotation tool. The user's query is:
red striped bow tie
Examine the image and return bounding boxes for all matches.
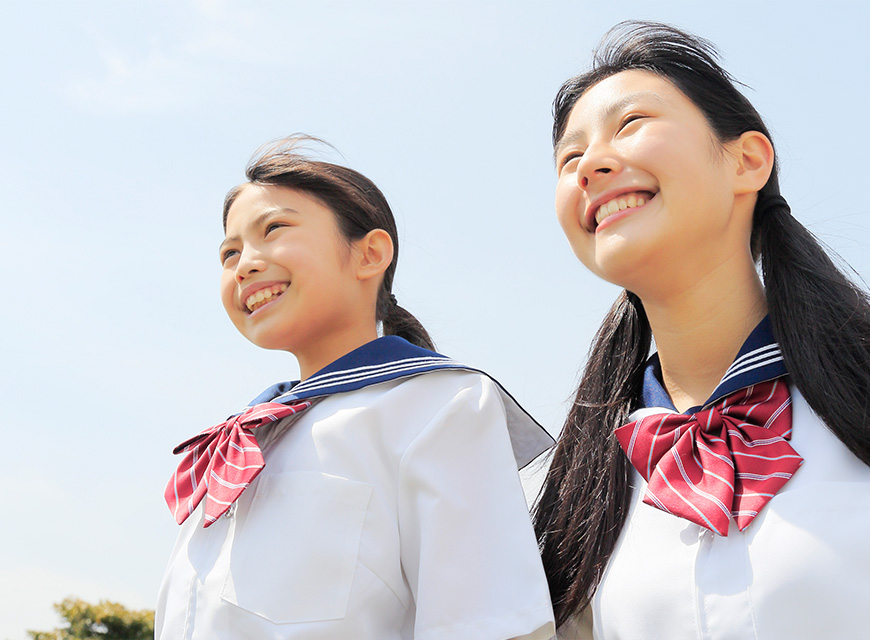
[165,401,312,527]
[615,379,803,535]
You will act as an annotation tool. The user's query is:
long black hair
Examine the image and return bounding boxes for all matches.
[534,21,870,627]
[223,135,434,350]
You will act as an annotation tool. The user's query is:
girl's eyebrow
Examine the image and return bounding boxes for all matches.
[601,90,664,122]
[219,207,299,253]
[555,129,586,160]
[555,90,665,159]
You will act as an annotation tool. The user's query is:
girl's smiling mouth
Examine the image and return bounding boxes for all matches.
[245,283,289,313]
[589,190,657,232]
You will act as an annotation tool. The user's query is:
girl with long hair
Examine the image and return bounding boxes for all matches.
[156,136,556,639]
[535,22,870,639]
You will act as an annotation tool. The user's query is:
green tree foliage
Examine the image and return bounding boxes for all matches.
[27,597,154,640]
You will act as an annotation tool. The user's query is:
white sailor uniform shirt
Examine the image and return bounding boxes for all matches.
[156,336,556,640]
[560,317,870,640]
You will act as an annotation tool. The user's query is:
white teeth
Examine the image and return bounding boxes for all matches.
[245,283,289,312]
[595,192,650,226]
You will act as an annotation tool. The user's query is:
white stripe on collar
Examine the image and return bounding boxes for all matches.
[280,355,462,398]
[245,336,554,469]
[719,344,784,386]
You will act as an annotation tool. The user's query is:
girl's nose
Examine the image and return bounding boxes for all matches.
[234,249,266,283]
[578,144,621,191]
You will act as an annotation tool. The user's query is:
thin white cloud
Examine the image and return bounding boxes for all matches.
[63,1,262,115]
[61,1,489,116]
[66,45,196,115]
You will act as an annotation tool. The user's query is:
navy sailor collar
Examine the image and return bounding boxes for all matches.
[641,316,788,414]
[245,335,555,468]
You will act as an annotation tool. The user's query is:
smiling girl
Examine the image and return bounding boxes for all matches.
[155,137,556,640]
[534,22,870,639]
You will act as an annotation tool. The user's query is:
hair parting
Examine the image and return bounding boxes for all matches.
[224,135,434,350]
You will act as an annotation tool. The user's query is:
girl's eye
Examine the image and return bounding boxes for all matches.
[265,222,286,235]
[559,152,583,172]
[221,249,239,265]
[618,114,647,132]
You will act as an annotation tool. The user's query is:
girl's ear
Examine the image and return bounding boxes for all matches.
[731,130,774,195]
[354,229,394,281]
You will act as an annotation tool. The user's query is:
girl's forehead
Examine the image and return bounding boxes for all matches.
[223,183,339,238]
[230,183,282,210]
[226,185,300,225]
[224,184,268,231]
[570,70,681,121]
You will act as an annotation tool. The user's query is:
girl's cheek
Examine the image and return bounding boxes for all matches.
[220,275,237,314]
[555,179,580,230]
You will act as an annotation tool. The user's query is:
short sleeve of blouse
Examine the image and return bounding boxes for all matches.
[397,372,555,640]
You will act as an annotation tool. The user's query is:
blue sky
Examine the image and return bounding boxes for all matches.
[2,1,868,637]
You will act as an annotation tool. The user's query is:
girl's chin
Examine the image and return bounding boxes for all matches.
[584,255,658,292]
[248,336,297,353]
[235,321,298,352]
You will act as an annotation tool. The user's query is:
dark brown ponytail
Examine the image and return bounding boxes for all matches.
[379,296,435,351]
[533,291,649,625]
[756,194,870,466]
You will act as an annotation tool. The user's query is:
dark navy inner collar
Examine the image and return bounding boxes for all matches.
[230,335,554,470]
[640,316,788,414]
[246,335,455,405]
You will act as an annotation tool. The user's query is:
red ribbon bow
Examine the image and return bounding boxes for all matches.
[615,379,802,535]
[165,401,312,527]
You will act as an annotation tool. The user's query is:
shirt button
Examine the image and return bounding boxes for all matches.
[225,503,237,519]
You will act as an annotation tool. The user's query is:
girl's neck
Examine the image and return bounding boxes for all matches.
[296,323,379,381]
[642,260,767,413]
